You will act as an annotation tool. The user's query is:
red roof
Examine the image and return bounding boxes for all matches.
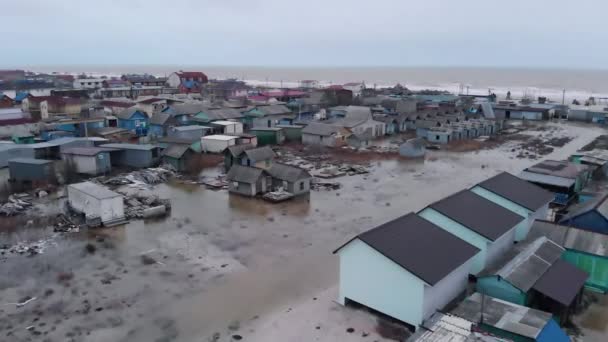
[176,71,208,81]
[55,74,75,82]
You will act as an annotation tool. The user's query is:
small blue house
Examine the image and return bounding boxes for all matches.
[476,236,588,325]
[418,190,525,275]
[117,108,149,136]
[471,172,554,241]
[334,213,479,330]
[559,193,608,234]
[451,293,571,342]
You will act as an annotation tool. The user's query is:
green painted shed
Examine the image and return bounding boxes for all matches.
[248,127,285,145]
[275,124,303,142]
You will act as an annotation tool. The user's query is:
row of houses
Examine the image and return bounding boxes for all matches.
[335,171,594,338]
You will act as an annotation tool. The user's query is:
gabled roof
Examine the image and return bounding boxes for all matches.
[334,213,479,286]
[532,259,588,306]
[116,107,147,120]
[203,108,244,120]
[525,160,590,179]
[479,237,564,292]
[162,144,191,159]
[301,122,342,136]
[476,172,554,211]
[267,163,310,182]
[243,146,275,161]
[165,103,208,116]
[529,220,608,257]
[226,165,264,184]
[559,193,608,224]
[61,147,114,156]
[250,104,291,116]
[100,143,158,151]
[226,144,255,158]
[150,112,171,125]
[427,190,524,241]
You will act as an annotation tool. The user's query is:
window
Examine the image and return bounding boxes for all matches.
[299,181,305,191]
[436,135,440,140]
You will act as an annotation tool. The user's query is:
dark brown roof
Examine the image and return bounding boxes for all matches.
[532,259,588,306]
[334,213,479,286]
[428,190,524,241]
[477,172,554,211]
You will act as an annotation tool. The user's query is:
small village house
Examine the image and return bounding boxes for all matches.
[162,103,207,125]
[40,97,82,119]
[8,158,55,183]
[0,144,35,168]
[451,293,570,342]
[426,127,453,144]
[519,160,592,206]
[67,181,125,226]
[476,236,588,325]
[242,104,294,129]
[148,112,173,138]
[223,144,255,171]
[100,100,135,115]
[167,125,211,141]
[558,193,608,234]
[418,190,526,274]
[0,93,13,108]
[226,165,268,197]
[162,144,197,172]
[156,136,202,153]
[27,137,109,160]
[201,135,237,153]
[12,132,35,144]
[248,127,285,145]
[346,129,373,149]
[191,107,244,125]
[116,108,149,136]
[470,172,554,241]
[207,120,243,135]
[234,133,257,147]
[326,106,385,138]
[275,125,303,142]
[334,213,479,330]
[267,163,311,196]
[302,122,350,147]
[167,71,208,93]
[239,146,275,169]
[135,97,167,115]
[73,78,104,89]
[568,105,608,123]
[100,143,161,168]
[61,147,113,175]
[529,220,608,293]
[570,149,608,178]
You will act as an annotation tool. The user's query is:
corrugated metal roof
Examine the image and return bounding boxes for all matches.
[479,237,564,292]
[61,147,114,156]
[518,171,575,188]
[100,143,158,151]
[8,157,52,165]
[525,160,590,179]
[529,220,608,257]
[226,144,255,157]
[476,172,554,211]
[411,312,474,342]
[162,144,191,159]
[267,163,310,182]
[451,293,552,339]
[427,190,524,241]
[243,146,274,161]
[116,107,145,120]
[559,193,608,223]
[150,112,171,125]
[301,122,341,136]
[334,213,480,286]
[69,181,121,200]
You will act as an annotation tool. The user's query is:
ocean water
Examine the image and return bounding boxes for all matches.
[21,65,608,102]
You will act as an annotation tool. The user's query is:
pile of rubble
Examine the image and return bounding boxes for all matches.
[53,214,80,233]
[104,166,176,187]
[0,239,51,256]
[312,164,370,178]
[0,194,33,216]
[123,193,171,219]
[311,179,341,191]
[262,189,294,203]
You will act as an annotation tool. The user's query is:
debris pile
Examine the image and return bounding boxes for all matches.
[0,239,51,256]
[0,194,33,216]
[263,189,294,203]
[104,167,175,187]
[311,179,341,191]
[53,214,80,233]
[122,193,171,219]
[199,175,228,190]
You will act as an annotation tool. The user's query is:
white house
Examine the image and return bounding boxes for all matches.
[73,78,105,89]
[67,181,125,226]
[201,135,237,153]
[470,172,553,241]
[418,190,526,275]
[342,82,365,97]
[334,213,479,330]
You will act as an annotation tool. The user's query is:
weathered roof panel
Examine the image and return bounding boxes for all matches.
[477,172,554,211]
[532,259,588,306]
[226,165,264,184]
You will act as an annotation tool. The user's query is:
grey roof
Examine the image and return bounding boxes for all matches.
[326,106,373,128]
[162,144,191,159]
[226,165,264,184]
[525,160,590,179]
[349,128,373,141]
[410,312,476,342]
[427,190,524,241]
[158,136,198,145]
[249,127,283,132]
[243,146,275,161]
[100,143,158,151]
[8,158,52,165]
[518,171,575,188]
[532,259,588,306]
[253,104,291,116]
[479,237,564,292]
[559,193,608,223]
[116,107,145,120]
[169,103,208,116]
[334,213,480,286]
[480,102,495,119]
[150,112,171,125]
[172,125,206,132]
[205,108,244,120]
[301,122,341,136]
[267,163,310,182]
[61,147,114,156]
[476,172,554,211]
[68,181,121,199]
[451,293,553,339]
[529,220,608,257]
[225,144,255,157]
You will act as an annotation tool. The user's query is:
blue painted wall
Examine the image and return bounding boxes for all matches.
[338,239,426,328]
[118,111,149,136]
[536,319,570,342]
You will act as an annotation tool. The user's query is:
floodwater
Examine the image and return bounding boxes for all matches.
[0,122,605,342]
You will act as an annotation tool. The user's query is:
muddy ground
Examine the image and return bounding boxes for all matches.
[0,122,606,342]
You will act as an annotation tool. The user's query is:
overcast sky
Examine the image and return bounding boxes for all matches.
[1,0,607,69]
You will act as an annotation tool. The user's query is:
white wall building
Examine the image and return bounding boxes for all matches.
[67,181,125,226]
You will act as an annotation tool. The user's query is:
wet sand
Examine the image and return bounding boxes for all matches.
[0,122,605,342]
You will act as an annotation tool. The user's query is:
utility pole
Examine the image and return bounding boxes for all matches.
[562,89,566,105]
